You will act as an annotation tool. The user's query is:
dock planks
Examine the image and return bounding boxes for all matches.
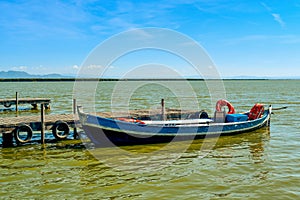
[0,114,79,133]
[0,98,51,107]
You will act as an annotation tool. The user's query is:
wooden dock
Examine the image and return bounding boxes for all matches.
[0,114,77,130]
[0,96,80,147]
[0,110,79,147]
[0,97,51,109]
[0,113,79,147]
[0,98,81,147]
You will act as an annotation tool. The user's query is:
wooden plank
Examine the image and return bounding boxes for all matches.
[0,114,78,130]
[0,98,51,106]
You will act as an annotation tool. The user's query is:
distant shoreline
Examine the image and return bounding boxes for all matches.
[0,78,298,82]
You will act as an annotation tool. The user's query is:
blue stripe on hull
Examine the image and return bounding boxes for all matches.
[81,111,270,147]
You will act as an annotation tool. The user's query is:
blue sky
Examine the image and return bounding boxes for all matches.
[0,0,300,78]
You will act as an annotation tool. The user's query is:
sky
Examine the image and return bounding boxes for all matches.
[0,0,300,78]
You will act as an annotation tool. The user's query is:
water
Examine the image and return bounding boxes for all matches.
[0,80,299,199]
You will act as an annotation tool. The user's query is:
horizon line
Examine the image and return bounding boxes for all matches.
[0,77,299,82]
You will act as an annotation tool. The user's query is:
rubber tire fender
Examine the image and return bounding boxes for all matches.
[13,124,33,144]
[4,102,12,108]
[52,120,70,140]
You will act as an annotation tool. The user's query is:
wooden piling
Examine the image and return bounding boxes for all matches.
[15,92,18,113]
[73,99,78,139]
[161,99,166,121]
[40,104,45,145]
[2,132,14,147]
[73,99,77,114]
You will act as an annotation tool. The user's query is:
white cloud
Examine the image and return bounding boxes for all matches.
[223,34,300,45]
[272,13,285,28]
[0,1,89,39]
[260,2,272,12]
[261,2,285,28]
[12,66,27,71]
[33,65,46,70]
[72,65,80,70]
[76,65,106,77]
[129,28,154,39]
[86,65,105,70]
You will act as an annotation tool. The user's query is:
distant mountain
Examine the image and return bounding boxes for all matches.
[0,70,71,78]
[1,70,299,79]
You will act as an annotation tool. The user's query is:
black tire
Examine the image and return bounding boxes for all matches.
[13,124,33,144]
[4,102,12,108]
[52,121,69,140]
[199,111,209,119]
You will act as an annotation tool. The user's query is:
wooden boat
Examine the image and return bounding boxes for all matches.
[77,100,272,147]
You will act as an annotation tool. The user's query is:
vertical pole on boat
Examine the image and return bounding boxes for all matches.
[15,92,18,114]
[40,103,45,145]
[161,98,166,121]
[267,105,272,127]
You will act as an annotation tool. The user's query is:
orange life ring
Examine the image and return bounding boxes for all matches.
[216,99,235,114]
[248,103,264,120]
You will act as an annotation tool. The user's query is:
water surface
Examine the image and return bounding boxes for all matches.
[0,80,299,199]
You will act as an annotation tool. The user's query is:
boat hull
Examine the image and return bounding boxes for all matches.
[79,108,271,147]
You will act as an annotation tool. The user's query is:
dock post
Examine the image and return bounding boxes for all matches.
[73,99,77,115]
[73,99,78,139]
[41,103,45,145]
[2,133,14,147]
[15,92,18,113]
[161,99,166,121]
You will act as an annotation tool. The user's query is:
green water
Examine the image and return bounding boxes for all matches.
[0,80,299,199]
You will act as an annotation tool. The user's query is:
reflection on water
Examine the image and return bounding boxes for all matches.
[79,128,271,199]
[0,128,271,199]
[88,128,271,172]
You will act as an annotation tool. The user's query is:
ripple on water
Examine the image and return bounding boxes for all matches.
[0,80,300,199]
